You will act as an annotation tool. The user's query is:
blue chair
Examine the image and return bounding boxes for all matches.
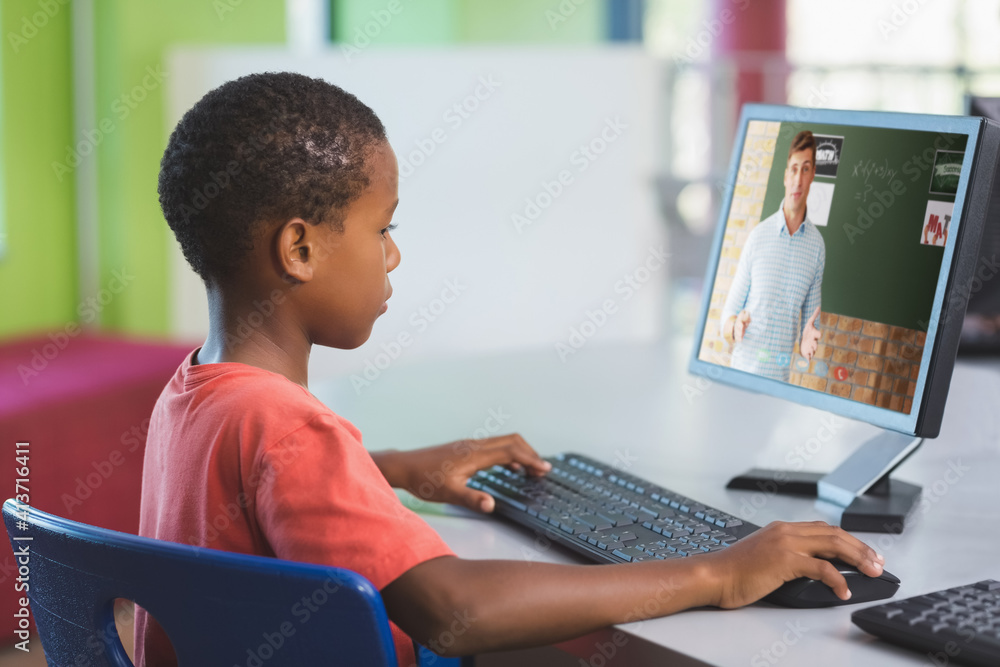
[2,499,466,666]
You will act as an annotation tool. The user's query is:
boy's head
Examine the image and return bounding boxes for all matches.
[160,72,401,349]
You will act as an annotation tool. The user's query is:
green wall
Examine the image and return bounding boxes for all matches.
[92,0,287,335]
[1,0,605,341]
[333,0,603,44]
[0,0,77,338]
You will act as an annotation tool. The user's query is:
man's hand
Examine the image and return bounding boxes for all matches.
[733,310,751,343]
[702,521,885,608]
[374,434,551,513]
[800,306,822,360]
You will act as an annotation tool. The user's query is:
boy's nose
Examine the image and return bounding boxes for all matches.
[386,233,401,272]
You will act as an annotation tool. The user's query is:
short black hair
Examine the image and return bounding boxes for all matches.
[158,71,387,282]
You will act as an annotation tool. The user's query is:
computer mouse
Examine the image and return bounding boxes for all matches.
[763,559,901,608]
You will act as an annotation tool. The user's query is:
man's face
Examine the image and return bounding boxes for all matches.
[783,148,815,212]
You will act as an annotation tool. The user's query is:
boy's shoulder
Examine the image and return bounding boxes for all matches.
[172,355,347,438]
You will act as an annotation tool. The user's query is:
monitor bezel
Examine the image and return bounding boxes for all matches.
[688,104,988,437]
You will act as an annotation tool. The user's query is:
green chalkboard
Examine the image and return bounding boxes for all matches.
[760,122,965,331]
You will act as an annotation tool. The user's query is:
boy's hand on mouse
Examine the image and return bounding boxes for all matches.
[701,520,885,609]
[385,434,551,513]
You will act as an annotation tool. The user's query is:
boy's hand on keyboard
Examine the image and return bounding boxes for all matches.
[393,434,551,513]
[705,520,885,608]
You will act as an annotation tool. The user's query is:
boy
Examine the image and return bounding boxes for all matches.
[138,72,885,666]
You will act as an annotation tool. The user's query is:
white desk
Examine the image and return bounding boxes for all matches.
[313,340,1000,666]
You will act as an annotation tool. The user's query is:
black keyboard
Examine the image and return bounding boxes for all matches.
[852,580,1000,666]
[468,452,760,565]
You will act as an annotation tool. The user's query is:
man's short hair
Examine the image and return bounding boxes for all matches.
[788,130,817,165]
[158,72,387,283]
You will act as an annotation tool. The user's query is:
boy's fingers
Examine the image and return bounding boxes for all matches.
[795,523,884,577]
[813,542,884,579]
[802,557,852,600]
[488,434,551,476]
[452,487,495,513]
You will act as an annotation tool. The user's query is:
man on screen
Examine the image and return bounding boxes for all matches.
[721,130,826,382]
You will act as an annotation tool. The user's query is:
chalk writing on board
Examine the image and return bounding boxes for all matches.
[853,158,899,201]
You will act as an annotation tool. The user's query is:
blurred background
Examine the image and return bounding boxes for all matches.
[6,0,1000,362]
[8,0,1000,351]
[3,0,1000,662]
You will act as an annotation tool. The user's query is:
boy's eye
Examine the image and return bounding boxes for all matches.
[380,223,397,237]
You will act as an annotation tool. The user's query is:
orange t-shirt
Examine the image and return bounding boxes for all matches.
[135,350,454,667]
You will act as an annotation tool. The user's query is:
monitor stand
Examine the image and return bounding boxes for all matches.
[727,430,923,534]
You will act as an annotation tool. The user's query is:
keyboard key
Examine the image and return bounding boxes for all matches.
[559,520,588,535]
[638,504,661,519]
[602,512,634,528]
[610,530,637,544]
[572,514,603,531]
[900,598,938,612]
[475,483,527,511]
[612,547,647,562]
[872,607,904,620]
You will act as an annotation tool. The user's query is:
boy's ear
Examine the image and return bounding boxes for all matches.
[274,218,318,283]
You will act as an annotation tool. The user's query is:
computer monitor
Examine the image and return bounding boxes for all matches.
[961,95,1000,353]
[688,104,1000,532]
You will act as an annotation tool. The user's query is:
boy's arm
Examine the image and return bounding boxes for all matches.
[371,434,551,512]
[382,521,885,656]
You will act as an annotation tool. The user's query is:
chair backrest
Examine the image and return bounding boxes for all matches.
[2,499,423,666]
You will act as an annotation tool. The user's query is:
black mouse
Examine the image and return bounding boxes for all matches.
[763,559,900,608]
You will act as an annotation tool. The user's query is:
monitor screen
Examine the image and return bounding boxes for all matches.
[689,105,999,437]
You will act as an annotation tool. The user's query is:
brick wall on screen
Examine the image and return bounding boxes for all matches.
[700,120,779,365]
[788,313,926,414]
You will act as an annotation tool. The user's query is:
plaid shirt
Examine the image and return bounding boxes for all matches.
[721,202,825,381]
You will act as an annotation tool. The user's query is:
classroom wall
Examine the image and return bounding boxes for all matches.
[165,46,663,379]
[91,0,287,335]
[332,0,604,44]
[789,312,923,413]
[0,0,608,343]
[0,0,77,339]
[699,120,777,366]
